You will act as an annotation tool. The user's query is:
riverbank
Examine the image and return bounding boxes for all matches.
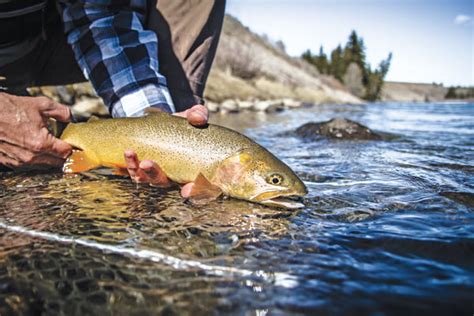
[381,81,474,103]
[204,15,361,105]
[380,81,447,102]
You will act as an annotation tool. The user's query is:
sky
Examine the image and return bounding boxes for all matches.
[226,0,474,87]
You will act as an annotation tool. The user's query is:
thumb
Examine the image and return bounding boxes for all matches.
[39,98,72,122]
[45,135,73,159]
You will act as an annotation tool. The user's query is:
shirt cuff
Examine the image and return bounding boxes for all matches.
[111,83,175,118]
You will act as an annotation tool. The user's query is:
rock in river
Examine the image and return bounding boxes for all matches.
[294,118,383,140]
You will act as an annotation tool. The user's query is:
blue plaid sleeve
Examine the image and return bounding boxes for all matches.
[60,0,175,117]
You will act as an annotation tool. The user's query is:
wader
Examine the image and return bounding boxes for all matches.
[0,0,225,111]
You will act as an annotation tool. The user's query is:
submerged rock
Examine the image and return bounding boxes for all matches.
[440,191,474,208]
[294,118,383,140]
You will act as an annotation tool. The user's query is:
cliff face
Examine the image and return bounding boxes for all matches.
[204,15,361,104]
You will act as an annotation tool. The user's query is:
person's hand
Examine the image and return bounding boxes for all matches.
[124,104,208,197]
[0,93,73,169]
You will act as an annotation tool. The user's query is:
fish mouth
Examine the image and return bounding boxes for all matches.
[254,191,306,209]
[260,196,305,209]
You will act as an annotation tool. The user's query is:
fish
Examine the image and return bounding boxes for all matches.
[60,110,308,209]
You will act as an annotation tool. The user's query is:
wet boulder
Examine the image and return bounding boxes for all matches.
[294,118,383,140]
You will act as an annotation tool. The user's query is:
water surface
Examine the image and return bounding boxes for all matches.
[0,102,473,315]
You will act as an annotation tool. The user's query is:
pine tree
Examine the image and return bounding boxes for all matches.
[316,46,329,74]
[343,31,366,70]
[364,53,392,101]
[301,30,392,100]
[445,87,457,99]
[330,45,344,81]
[302,49,315,66]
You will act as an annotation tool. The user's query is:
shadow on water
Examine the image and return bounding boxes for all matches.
[1,102,474,314]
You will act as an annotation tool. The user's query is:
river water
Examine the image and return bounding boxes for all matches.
[0,102,473,315]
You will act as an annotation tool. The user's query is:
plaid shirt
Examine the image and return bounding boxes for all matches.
[61,0,175,117]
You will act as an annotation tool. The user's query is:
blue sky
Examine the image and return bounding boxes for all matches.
[226,0,473,86]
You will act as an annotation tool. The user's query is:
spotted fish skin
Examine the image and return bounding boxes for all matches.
[61,112,256,183]
[61,111,307,207]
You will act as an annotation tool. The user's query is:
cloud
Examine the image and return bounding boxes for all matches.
[454,14,472,25]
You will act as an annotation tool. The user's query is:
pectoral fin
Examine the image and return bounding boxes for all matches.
[63,150,100,173]
[188,173,222,204]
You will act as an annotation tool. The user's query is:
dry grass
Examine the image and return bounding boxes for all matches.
[205,15,361,104]
[381,82,448,102]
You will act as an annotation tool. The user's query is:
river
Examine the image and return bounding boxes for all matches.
[0,102,473,315]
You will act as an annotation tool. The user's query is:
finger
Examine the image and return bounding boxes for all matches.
[181,182,194,198]
[28,154,65,167]
[38,97,72,122]
[0,141,28,161]
[0,152,20,168]
[0,142,65,168]
[45,135,73,159]
[139,160,157,177]
[124,150,140,179]
[174,104,208,127]
[124,150,149,183]
[140,160,170,186]
[187,105,208,127]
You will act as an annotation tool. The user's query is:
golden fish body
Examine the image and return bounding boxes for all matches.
[61,111,307,208]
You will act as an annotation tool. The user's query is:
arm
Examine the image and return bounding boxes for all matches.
[61,0,174,117]
[61,1,208,193]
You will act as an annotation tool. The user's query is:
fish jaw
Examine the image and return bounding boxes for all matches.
[259,198,305,209]
[252,189,307,209]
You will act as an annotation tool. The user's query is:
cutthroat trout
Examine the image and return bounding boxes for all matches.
[61,111,308,209]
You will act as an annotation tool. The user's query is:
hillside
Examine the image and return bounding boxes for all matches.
[204,15,361,104]
[28,15,363,119]
[381,81,448,102]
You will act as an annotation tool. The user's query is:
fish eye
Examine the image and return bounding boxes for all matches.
[267,173,284,185]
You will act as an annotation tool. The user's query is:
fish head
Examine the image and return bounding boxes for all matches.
[213,148,308,209]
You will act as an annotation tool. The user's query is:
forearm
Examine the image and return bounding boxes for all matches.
[60,0,175,117]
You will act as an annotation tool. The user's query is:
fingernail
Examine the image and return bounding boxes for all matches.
[197,112,206,119]
[140,160,153,170]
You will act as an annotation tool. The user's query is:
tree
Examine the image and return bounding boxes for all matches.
[302,49,315,65]
[445,87,457,99]
[330,45,345,81]
[301,30,392,101]
[364,53,392,101]
[315,46,330,74]
[344,31,366,72]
